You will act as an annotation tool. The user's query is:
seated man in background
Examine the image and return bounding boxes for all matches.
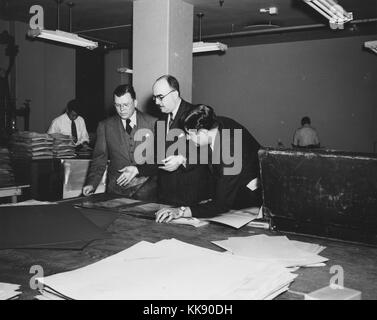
[155,104,262,223]
[292,116,320,148]
[82,84,157,199]
[48,99,90,147]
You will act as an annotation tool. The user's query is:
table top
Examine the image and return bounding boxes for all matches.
[0,185,30,191]
[0,195,376,300]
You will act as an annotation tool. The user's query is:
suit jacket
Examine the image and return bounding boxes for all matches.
[190,116,262,218]
[85,109,157,196]
[138,100,213,206]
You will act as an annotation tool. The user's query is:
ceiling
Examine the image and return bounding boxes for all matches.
[1,0,377,48]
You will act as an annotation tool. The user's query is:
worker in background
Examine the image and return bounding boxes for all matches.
[292,116,320,148]
[47,99,90,147]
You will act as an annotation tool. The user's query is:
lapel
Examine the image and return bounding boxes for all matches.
[170,99,188,130]
[114,115,128,152]
[134,109,142,130]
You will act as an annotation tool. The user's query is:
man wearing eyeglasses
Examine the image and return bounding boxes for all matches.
[120,75,213,206]
[82,84,157,198]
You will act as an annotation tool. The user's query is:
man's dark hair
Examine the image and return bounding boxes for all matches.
[301,116,311,126]
[66,99,80,114]
[155,74,180,95]
[113,84,136,100]
[183,104,219,132]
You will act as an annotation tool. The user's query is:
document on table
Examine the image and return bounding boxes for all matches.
[37,238,297,300]
[77,197,142,210]
[205,207,261,229]
[211,234,328,268]
[0,199,58,206]
[0,283,21,300]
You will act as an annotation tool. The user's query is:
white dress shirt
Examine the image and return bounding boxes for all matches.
[121,110,137,131]
[47,113,89,145]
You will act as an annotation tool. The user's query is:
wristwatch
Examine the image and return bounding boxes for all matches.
[179,206,186,218]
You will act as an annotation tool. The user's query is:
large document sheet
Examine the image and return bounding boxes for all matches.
[37,239,297,300]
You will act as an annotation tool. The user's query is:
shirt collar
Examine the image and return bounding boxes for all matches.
[122,110,137,128]
[209,128,219,151]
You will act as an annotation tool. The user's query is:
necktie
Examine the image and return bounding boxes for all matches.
[71,119,78,144]
[168,113,174,128]
[125,118,132,135]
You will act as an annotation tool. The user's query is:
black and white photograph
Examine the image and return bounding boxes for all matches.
[0,0,376,306]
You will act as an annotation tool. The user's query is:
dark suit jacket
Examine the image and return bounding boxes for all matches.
[190,116,262,218]
[138,100,213,206]
[85,109,157,196]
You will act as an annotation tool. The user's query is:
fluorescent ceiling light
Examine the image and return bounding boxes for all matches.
[365,41,377,55]
[193,41,228,54]
[303,0,353,30]
[27,28,98,50]
[117,67,133,74]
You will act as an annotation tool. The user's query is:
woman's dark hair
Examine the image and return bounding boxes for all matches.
[113,84,136,100]
[183,104,219,132]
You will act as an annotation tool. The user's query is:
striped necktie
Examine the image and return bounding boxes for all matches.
[125,118,132,135]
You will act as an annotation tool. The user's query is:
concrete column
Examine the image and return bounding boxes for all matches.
[133,0,193,112]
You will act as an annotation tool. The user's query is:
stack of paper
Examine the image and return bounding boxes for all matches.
[0,283,21,300]
[0,148,15,187]
[49,133,76,158]
[36,239,297,300]
[212,234,328,268]
[11,131,53,159]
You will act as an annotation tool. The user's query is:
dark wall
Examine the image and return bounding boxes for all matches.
[12,21,75,133]
[193,35,377,153]
[76,48,105,133]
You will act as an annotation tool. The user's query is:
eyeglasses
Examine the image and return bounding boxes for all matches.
[114,103,133,109]
[152,90,175,102]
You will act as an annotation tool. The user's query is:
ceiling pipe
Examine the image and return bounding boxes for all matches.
[67,2,74,32]
[75,24,132,34]
[55,0,64,30]
[199,18,377,41]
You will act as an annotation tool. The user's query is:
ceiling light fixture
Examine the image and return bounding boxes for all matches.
[117,67,133,74]
[303,0,353,30]
[193,13,227,54]
[364,41,377,55]
[27,28,98,49]
[259,6,278,15]
[27,0,98,50]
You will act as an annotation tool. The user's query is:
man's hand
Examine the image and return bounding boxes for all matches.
[155,207,183,223]
[82,185,94,196]
[159,155,186,172]
[117,166,139,186]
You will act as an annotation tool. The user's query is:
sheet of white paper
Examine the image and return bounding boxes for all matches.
[0,283,21,300]
[212,235,328,268]
[38,239,296,300]
[206,207,260,229]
